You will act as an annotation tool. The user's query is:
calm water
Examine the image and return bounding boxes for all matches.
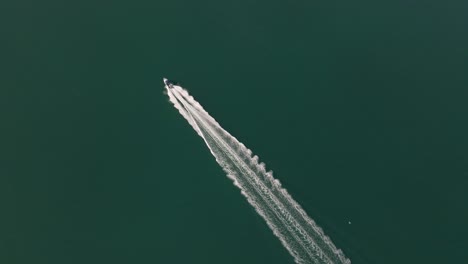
[3,1,467,263]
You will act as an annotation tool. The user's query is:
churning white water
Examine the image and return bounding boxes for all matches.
[164,79,350,264]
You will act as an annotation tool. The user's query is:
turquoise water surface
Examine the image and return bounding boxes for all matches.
[3,1,467,263]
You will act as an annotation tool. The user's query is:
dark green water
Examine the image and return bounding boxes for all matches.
[2,1,467,263]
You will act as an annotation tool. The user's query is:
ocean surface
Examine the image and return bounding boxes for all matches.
[3,1,467,263]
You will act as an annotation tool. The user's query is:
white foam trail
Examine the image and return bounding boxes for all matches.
[165,83,351,264]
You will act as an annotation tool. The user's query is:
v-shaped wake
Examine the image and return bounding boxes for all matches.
[165,79,350,264]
